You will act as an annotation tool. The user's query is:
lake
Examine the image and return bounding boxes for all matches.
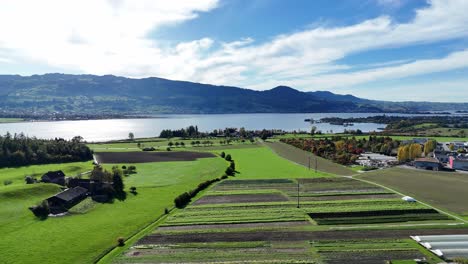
[0,113,402,142]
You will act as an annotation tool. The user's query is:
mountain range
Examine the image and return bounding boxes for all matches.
[0,73,466,116]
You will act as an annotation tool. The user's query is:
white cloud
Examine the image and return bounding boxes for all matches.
[1,0,468,99]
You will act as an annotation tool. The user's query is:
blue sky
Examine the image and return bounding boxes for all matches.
[0,0,468,102]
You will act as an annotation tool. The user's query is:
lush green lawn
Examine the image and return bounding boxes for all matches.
[0,157,227,264]
[210,147,332,179]
[0,161,93,187]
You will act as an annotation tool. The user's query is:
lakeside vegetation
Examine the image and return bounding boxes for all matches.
[0,133,93,168]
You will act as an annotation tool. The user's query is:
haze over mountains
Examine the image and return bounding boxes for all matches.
[0,74,467,116]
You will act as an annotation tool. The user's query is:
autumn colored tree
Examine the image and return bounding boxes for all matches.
[424,140,437,156]
[409,143,422,160]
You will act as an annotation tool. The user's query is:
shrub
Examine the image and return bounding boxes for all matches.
[225,154,232,161]
[164,208,169,214]
[121,165,127,169]
[29,200,50,219]
[117,237,125,246]
[3,180,12,185]
[174,192,191,208]
[225,166,235,176]
[129,186,137,194]
[229,161,235,171]
[220,152,226,158]
[221,174,228,179]
[166,147,171,151]
[25,175,36,184]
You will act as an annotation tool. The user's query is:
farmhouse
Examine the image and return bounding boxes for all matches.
[448,156,468,171]
[67,178,91,190]
[46,186,88,214]
[41,170,65,186]
[414,158,444,171]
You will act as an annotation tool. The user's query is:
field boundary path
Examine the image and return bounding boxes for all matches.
[350,176,468,224]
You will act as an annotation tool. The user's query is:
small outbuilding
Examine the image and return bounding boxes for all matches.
[402,196,417,202]
[41,170,66,186]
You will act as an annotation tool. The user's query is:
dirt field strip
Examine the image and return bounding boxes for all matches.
[138,229,468,244]
[94,151,216,163]
[350,176,468,224]
[192,193,289,205]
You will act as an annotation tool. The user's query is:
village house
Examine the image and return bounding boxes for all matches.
[448,155,468,171]
[46,186,88,214]
[41,170,66,186]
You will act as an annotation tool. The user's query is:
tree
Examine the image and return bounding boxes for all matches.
[220,152,226,158]
[29,200,50,219]
[310,126,317,135]
[424,140,437,156]
[128,132,135,141]
[112,167,125,200]
[409,143,422,160]
[397,145,409,162]
[180,142,185,147]
[168,142,174,147]
[459,130,466,138]
[229,161,235,171]
[225,154,232,161]
[225,166,235,176]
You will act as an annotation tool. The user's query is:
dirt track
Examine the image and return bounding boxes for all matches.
[94,151,215,163]
[138,228,468,244]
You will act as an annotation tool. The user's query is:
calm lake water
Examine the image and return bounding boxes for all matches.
[0,113,405,142]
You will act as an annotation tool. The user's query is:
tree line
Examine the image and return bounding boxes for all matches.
[0,133,93,168]
[281,136,401,165]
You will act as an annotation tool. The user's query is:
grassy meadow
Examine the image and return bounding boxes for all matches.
[208,146,332,179]
[0,157,227,264]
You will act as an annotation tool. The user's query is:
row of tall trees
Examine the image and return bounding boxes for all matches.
[0,133,93,168]
[397,140,437,162]
[159,125,199,138]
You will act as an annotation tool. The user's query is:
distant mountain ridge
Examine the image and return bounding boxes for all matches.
[0,73,466,115]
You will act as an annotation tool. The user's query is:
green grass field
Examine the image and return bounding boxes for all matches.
[265,141,355,176]
[88,138,258,152]
[0,161,93,187]
[0,157,227,264]
[358,167,468,216]
[209,146,332,179]
[0,118,24,123]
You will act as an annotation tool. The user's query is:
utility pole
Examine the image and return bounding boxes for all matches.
[315,157,318,173]
[297,180,300,208]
